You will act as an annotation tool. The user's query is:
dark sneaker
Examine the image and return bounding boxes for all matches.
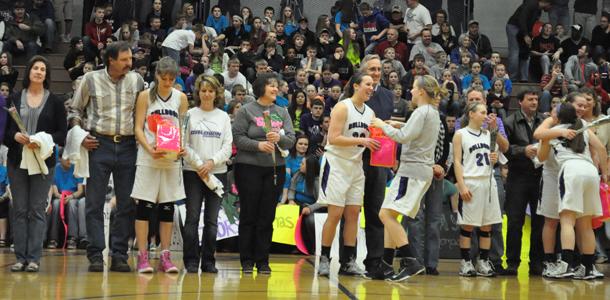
[78,240,89,250]
[529,263,543,276]
[426,267,439,275]
[88,257,104,272]
[257,263,272,275]
[185,262,199,274]
[390,257,425,282]
[110,257,131,272]
[364,261,395,280]
[67,238,77,250]
[47,240,58,249]
[242,261,254,274]
[500,265,518,276]
[201,262,218,273]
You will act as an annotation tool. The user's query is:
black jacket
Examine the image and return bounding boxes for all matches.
[504,109,544,177]
[4,90,67,169]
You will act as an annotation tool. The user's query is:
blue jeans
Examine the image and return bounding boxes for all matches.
[539,90,554,113]
[403,178,444,268]
[42,18,56,49]
[9,162,54,264]
[48,197,87,241]
[86,136,136,261]
[549,5,570,27]
[162,46,181,64]
[506,24,529,81]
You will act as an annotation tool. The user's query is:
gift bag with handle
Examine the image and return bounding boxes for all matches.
[593,182,610,229]
[369,127,397,168]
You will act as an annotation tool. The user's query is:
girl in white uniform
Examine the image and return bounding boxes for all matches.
[453,102,502,277]
[373,75,446,282]
[132,57,189,273]
[317,73,379,277]
[534,93,588,277]
[538,100,607,280]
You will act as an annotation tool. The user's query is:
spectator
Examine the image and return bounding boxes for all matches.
[539,61,569,113]
[116,23,138,49]
[301,46,323,80]
[288,89,309,130]
[555,23,569,41]
[591,12,610,57]
[429,50,448,80]
[466,20,492,62]
[29,0,55,53]
[565,44,598,92]
[440,69,460,115]
[558,24,590,64]
[493,63,513,95]
[142,16,167,62]
[548,0,569,28]
[256,31,284,57]
[0,153,8,248]
[487,78,510,120]
[383,70,401,92]
[530,23,561,76]
[6,56,67,272]
[83,5,113,62]
[64,37,86,81]
[358,2,390,55]
[222,58,252,95]
[206,5,229,35]
[329,46,354,84]
[432,21,458,55]
[181,2,196,29]
[391,84,409,122]
[0,52,19,90]
[249,17,267,51]
[402,54,429,98]
[482,51,502,80]
[431,9,454,36]
[295,17,316,48]
[280,0,304,22]
[325,84,342,114]
[261,6,276,33]
[403,0,432,44]
[281,133,308,204]
[232,73,296,274]
[53,0,73,43]
[334,0,359,39]
[280,5,298,37]
[573,0,597,40]
[506,0,552,82]
[450,34,478,65]
[4,1,45,61]
[315,14,337,44]
[48,151,86,250]
[217,15,250,48]
[409,28,444,68]
[503,90,546,276]
[274,21,290,49]
[161,24,207,65]
[316,29,337,60]
[145,0,169,30]
[182,75,232,274]
[376,28,410,68]
[388,5,408,43]
[291,33,307,60]
[276,80,290,108]
[300,99,325,152]
[240,6,254,32]
[462,62,491,94]
[287,155,320,206]
[288,68,308,96]
[314,64,342,96]
[261,42,284,73]
[167,13,187,35]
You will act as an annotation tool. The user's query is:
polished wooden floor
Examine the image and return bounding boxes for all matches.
[0,249,608,300]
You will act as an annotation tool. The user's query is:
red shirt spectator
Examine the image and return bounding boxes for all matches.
[375,28,410,68]
[85,6,113,50]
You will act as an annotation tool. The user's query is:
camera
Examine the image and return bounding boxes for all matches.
[556,74,564,81]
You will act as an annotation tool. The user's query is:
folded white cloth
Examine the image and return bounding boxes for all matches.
[64,125,90,178]
[20,132,54,175]
[203,174,224,197]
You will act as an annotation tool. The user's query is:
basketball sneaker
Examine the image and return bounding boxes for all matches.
[592,265,605,279]
[459,259,476,277]
[363,261,395,280]
[573,264,595,280]
[339,259,365,276]
[542,261,557,278]
[137,251,154,273]
[548,259,574,279]
[318,256,330,277]
[158,250,179,273]
[390,257,425,282]
[475,259,495,277]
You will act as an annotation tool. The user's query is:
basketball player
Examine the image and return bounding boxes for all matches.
[317,73,380,277]
[373,75,446,282]
[131,57,189,273]
[452,102,502,277]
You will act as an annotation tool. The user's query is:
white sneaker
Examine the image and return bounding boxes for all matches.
[459,259,476,277]
[543,261,557,278]
[592,265,605,279]
[475,259,495,277]
[548,260,574,279]
[318,256,330,277]
[573,264,596,280]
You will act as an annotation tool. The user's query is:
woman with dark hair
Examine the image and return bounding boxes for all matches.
[131,56,188,273]
[183,75,232,274]
[431,9,455,36]
[241,6,254,32]
[64,37,86,81]
[316,14,337,43]
[249,17,267,50]
[287,154,321,206]
[432,22,458,54]
[5,55,67,272]
[232,73,296,274]
[339,28,361,68]
[288,89,309,129]
[0,52,19,90]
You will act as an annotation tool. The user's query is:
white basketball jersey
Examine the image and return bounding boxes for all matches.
[458,127,492,178]
[542,145,559,176]
[325,98,374,161]
[137,88,183,168]
[550,123,593,166]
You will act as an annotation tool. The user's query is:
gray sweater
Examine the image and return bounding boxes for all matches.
[381,104,440,181]
[232,101,296,167]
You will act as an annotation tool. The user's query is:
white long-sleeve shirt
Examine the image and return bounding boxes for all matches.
[183,107,233,174]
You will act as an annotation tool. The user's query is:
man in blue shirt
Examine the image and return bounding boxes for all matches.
[47,152,86,249]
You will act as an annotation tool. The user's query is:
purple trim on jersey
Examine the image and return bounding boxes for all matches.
[394,176,409,201]
[321,159,331,196]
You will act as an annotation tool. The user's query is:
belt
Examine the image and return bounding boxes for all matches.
[91,132,135,143]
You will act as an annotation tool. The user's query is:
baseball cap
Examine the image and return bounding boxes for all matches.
[232,15,243,23]
[391,5,402,13]
[299,17,308,23]
[468,20,479,26]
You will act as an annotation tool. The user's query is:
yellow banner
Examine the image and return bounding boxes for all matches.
[272,204,300,245]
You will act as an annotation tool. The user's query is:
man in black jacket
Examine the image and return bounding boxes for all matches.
[503,90,545,276]
[467,20,492,62]
[506,0,552,82]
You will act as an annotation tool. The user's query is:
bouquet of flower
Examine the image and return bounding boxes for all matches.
[4,104,45,178]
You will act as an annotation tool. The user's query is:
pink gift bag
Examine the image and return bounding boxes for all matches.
[370,127,396,168]
[156,121,181,160]
[593,182,610,229]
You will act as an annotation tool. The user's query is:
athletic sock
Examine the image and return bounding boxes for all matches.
[582,254,594,271]
[479,249,489,260]
[397,244,413,258]
[343,246,356,261]
[383,248,395,265]
[321,246,331,259]
[544,253,557,263]
[561,249,575,268]
[461,248,471,262]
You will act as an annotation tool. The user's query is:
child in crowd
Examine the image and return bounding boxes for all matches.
[305,84,320,108]
[288,89,309,130]
[281,48,300,83]
[325,84,342,115]
[487,78,509,120]
[383,48,406,77]
[288,68,308,98]
[282,134,309,204]
[329,46,354,84]
[492,64,513,95]
[391,84,409,122]
[301,46,323,82]
[462,62,491,94]
[313,64,342,97]
[287,155,321,207]
[276,80,290,108]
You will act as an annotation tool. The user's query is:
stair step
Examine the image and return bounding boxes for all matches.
[13,53,66,67]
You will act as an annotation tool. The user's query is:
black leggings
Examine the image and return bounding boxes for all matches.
[234,163,285,265]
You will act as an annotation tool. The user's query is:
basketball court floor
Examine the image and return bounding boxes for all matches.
[0,249,608,299]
